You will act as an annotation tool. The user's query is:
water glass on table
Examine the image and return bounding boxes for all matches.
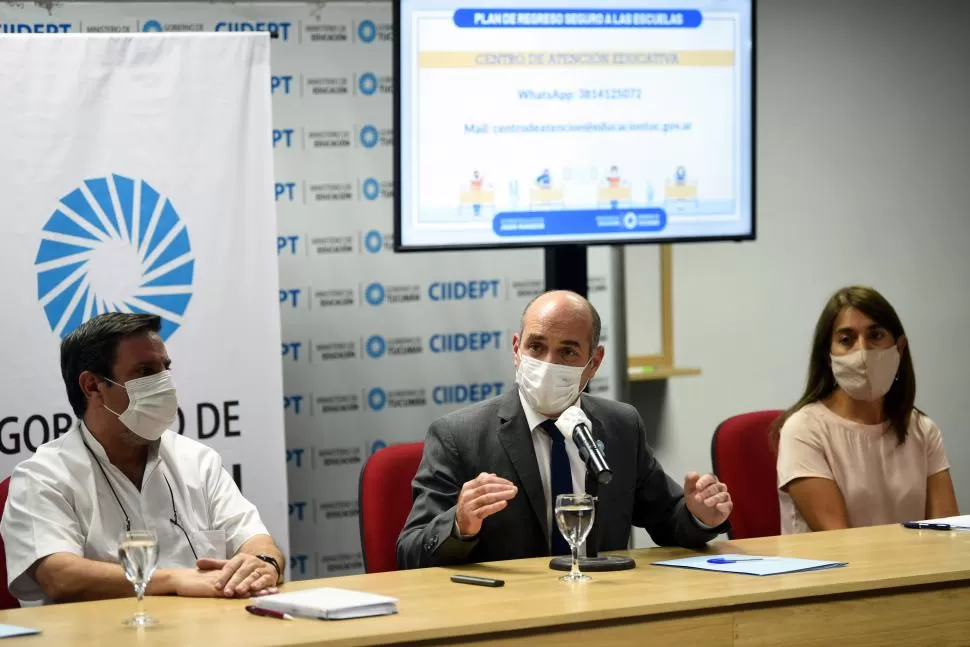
[118,530,159,626]
[555,493,595,582]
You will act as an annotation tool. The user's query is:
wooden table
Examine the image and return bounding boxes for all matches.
[1,525,968,646]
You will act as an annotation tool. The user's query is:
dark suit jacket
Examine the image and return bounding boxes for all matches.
[397,386,726,568]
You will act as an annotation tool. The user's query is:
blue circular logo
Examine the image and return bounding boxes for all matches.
[365,335,386,359]
[358,19,377,43]
[370,440,387,455]
[367,387,387,411]
[364,282,385,306]
[358,73,378,96]
[35,174,193,340]
[362,178,380,201]
[359,125,379,149]
[675,165,687,181]
[364,230,383,253]
[142,19,163,32]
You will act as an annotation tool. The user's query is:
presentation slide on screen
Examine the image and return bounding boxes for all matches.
[397,0,753,248]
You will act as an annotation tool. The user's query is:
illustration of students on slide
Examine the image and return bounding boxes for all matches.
[536,168,551,189]
[470,170,484,216]
[599,164,631,210]
[606,166,621,188]
[530,167,563,209]
[460,169,494,218]
[665,164,698,207]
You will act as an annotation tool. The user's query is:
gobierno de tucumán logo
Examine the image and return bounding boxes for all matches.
[34,174,194,340]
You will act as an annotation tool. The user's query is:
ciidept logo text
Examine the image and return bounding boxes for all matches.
[215,21,291,40]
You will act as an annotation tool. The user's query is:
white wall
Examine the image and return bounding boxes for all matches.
[628,0,970,545]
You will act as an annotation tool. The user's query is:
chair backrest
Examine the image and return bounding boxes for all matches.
[711,410,783,539]
[0,477,19,609]
[358,442,425,573]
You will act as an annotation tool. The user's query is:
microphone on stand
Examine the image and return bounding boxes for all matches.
[554,406,612,485]
[548,405,635,574]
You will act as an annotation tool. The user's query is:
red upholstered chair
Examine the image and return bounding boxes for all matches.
[711,411,783,539]
[0,477,20,609]
[358,442,425,573]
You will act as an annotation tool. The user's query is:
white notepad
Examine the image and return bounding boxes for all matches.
[253,587,399,620]
[0,624,40,639]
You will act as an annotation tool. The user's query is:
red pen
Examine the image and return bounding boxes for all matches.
[245,605,294,621]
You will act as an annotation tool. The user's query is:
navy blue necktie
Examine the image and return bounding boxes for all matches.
[541,420,572,556]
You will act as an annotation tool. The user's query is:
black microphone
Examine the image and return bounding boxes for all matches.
[556,406,612,485]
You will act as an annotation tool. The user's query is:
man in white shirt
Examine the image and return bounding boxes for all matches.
[397,290,734,568]
[1,313,285,604]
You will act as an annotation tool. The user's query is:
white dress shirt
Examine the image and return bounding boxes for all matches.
[0,422,269,603]
[520,391,589,539]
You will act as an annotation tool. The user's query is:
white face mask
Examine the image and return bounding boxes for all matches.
[103,370,178,441]
[516,354,591,417]
[830,347,900,402]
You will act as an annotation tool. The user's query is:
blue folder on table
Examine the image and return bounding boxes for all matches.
[653,554,846,576]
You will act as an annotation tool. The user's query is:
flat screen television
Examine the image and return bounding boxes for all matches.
[394,0,755,251]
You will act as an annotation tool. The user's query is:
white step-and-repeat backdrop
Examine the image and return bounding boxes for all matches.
[0,2,617,580]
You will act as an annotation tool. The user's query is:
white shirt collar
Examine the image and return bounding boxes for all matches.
[516,389,584,433]
[518,390,549,433]
[78,420,109,460]
[78,420,162,465]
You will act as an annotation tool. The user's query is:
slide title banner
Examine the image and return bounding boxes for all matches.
[419,51,734,67]
[454,9,703,28]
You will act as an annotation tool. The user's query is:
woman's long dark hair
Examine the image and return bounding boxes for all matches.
[771,286,916,448]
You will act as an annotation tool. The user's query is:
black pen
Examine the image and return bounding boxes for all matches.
[903,521,951,531]
[451,575,505,587]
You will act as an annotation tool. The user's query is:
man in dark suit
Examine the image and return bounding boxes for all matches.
[397,291,733,568]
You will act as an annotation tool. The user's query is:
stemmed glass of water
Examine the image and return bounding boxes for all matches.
[118,530,159,626]
[555,493,595,582]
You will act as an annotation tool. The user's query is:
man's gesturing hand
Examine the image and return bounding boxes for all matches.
[455,473,518,537]
[684,472,733,528]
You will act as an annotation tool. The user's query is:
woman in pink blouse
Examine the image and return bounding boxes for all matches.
[773,286,958,534]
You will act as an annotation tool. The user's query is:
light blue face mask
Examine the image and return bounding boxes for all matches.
[102,370,179,441]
